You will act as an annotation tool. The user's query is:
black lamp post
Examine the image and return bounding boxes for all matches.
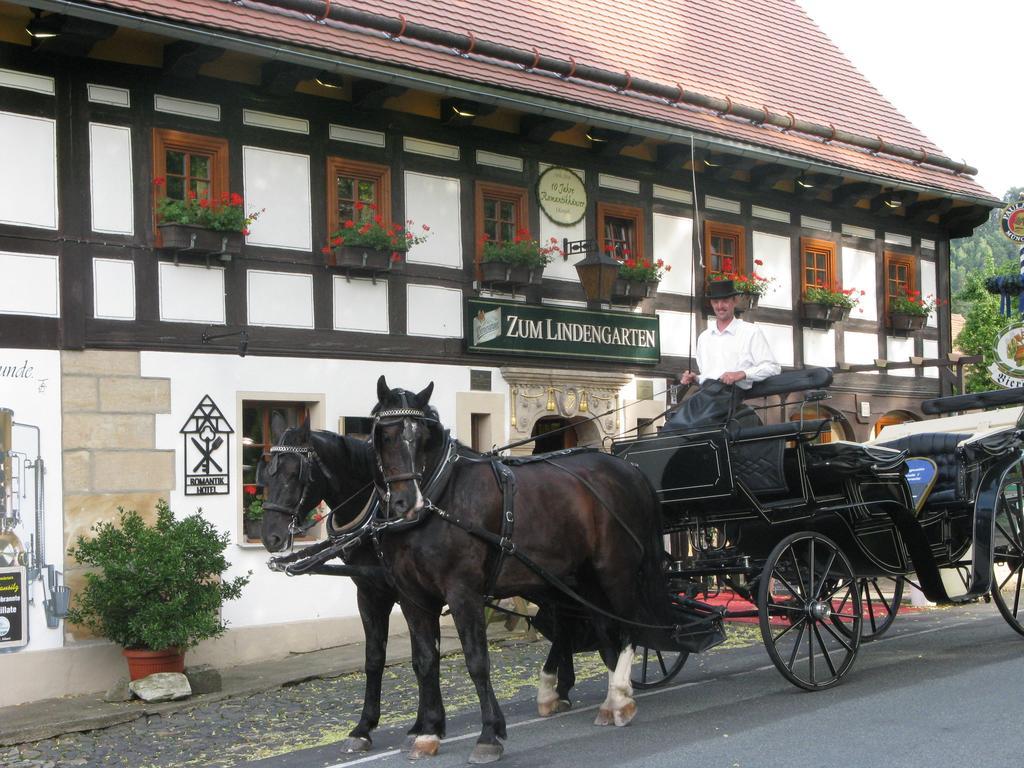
[564,238,620,308]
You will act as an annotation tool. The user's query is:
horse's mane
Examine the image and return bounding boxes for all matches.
[279,426,376,481]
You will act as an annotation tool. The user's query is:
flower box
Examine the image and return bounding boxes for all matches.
[799,301,850,328]
[611,278,659,305]
[479,260,545,291]
[328,245,401,281]
[158,224,242,261]
[888,312,927,333]
[734,292,760,313]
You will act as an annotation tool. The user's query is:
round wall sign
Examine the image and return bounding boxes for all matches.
[1001,201,1024,242]
[537,166,587,226]
[989,321,1024,388]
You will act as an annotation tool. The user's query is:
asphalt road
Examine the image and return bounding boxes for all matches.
[252,603,1024,768]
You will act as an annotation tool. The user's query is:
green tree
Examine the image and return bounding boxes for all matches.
[954,257,1019,392]
[950,186,1022,308]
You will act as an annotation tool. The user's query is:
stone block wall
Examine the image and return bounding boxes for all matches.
[61,350,174,641]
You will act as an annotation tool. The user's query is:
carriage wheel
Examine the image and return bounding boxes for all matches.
[992,461,1024,636]
[757,531,862,691]
[832,576,904,642]
[631,646,688,690]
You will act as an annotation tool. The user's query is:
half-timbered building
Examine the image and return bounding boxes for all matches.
[0,0,997,704]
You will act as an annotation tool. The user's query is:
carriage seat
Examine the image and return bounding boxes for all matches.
[876,432,971,504]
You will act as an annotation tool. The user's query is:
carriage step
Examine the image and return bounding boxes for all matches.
[671,554,757,579]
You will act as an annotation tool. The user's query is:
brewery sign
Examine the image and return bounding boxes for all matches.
[989,322,1024,388]
[537,166,587,226]
[180,395,234,495]
[1001,200,1024,243]
[467,297,659,364]
[0,566,27,649]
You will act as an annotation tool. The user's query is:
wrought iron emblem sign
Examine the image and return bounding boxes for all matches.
[180,396,234,495]
[0,566,27,649]
[537,166,587,226]
[466,297,659,364]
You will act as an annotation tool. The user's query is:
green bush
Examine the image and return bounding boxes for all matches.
[66,501,250,651]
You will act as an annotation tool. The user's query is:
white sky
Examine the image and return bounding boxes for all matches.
[798,0,1020,199]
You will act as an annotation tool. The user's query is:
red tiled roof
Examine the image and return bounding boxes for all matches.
[78,0,995,201]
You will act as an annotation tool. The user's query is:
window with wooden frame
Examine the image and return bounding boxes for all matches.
[800,237,837,295]
[243,400,320,543]
[883,251,915,313]
[597,202,644,261]
[152,129,229,237]
[704,220,745,277]
[326,157,391,239]
[474,181,529,264]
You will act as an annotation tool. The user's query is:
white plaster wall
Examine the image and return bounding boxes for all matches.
[88,123,133,235]
[887,336,916,377]
[920,259,937,328]
[756,322,794,366]
[803,328,836,368]
[0,348,64,652]
[92,258,135,320]
[242,146,312,251]
[0,111,57,229]
[246,270,313,329]
[753,231,791,309]
[406,284,462,337]
[652,213,693,295]
[844,331,879,372]
[539,165,586,282]
[158,263,225,324]
[657,310,697,358]
[404,172,461,269]
[0,252,59,317]
[842,247,877,322]
[923,338,939,378]
[333,277,389,334]
[141,352,510,628]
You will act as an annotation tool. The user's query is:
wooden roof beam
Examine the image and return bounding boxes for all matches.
[163,41,223,79]
[749,163,792,190]
[260,62,320,97]
[28,15,115,58]
[905,197,954,223]
[698,151,755,183]
[585,127,644,158]
[870,190,919,216]
[519,115,575,143]
[832,181,881,207]
[440,98,497,127]
[351,80,407,109]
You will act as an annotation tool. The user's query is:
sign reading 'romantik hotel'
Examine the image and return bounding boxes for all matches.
[466,298,660,364]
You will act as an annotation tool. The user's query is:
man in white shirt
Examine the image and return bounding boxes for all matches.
[680,280,781,389]
[668,279,780,431]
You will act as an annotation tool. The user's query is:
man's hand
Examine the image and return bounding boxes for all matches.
[719,371,747,386]
[680,371,697,385]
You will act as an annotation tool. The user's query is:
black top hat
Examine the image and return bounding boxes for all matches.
[707,279,741,299]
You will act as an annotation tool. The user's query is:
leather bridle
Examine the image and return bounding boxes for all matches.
[261,445,322,534]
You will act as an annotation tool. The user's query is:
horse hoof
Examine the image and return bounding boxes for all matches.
[408,735,441,760]
[468,742,504,764]
[594,708,614,727]
[342,736,372,753]
[538,697,571,717]
[613,700,637,727]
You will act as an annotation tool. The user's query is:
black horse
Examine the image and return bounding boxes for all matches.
[371,377,691,763]
[258,415,398,753]
[257,416,590,756]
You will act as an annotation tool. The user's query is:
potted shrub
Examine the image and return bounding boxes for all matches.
[66,500,250,681]
[708,258,774,312]
[611,250,670,305]
[800,283,865,327]
[888,288,936,333]
[154,179,262,260]
[242,490,263,542]
[322,203,430,279]
[479,230,562,291]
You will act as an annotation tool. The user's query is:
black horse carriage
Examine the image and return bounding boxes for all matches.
[613,367,1024,690]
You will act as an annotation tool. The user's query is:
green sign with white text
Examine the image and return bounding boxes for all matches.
[466,298,660,364]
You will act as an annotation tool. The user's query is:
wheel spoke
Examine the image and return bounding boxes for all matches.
[785,619,806,671]
[811,622,838,678]
[1014,568,1022,618]
[815,551,838,600]
[789,546,807,596]
[774,572,806,605]
[808,538,816,598]
[818,613,856,653]
[655,650,669,677]
[772,614,806,644]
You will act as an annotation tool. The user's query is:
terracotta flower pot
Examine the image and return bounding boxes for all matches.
[123,647,185,681]
[158,224,242,256]
[611,278,659,304]
[479,260,545,290]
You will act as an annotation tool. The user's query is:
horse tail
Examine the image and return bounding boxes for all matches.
[628,470,723,654]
